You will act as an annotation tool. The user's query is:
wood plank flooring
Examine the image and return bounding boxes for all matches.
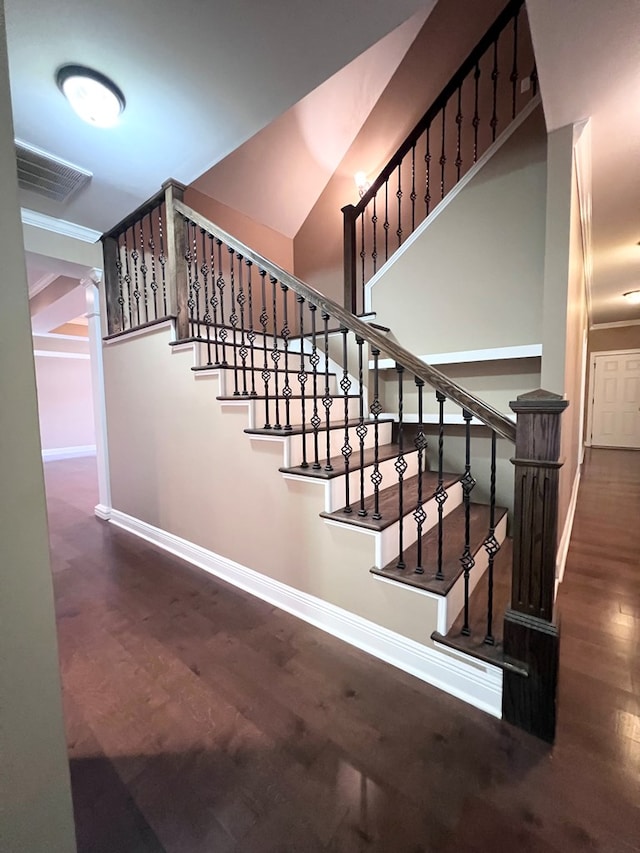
[45,450,640,852]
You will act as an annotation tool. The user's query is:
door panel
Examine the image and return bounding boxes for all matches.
[591,353,640,449]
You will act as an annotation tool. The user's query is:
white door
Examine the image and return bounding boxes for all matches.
[591,352,640,448]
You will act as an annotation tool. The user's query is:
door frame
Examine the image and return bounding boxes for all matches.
[585,348,640,448]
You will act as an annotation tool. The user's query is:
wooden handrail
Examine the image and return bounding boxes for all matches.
[173,198,516,443]
[102,178,186,241]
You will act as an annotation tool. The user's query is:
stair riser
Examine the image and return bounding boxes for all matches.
[197,341,326,375]
[287,421,393,468]
[327,449,422,512]
[219,396,362,430]
[444,512,508,633]
[377,481,464,569]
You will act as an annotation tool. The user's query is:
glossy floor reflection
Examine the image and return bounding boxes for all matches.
[46,451,640,852]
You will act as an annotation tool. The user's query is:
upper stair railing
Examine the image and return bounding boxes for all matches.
[102,184,567,742]
[342,0,537,314]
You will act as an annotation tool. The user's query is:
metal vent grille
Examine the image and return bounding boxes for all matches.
[15,140,92,202]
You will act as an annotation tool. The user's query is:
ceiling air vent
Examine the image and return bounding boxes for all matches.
[15,139,92,202]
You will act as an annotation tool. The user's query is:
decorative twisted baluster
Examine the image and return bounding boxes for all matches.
[424,124,432,215]
[216,240,228,366]
[208,234,220,365]
[395,364,407,569]
[371,195,378,275]
[115,243,125,330]
[147,212,159,320]
[236,253,248,395]
[246,260,257,395]
[460,408,476,635]
[396,163,403,247]
[455,84,463,182]
[184,223,196,336]
[340,327,352,514]
[410,143,417,233]
[297,295,308,467]
[435,391,448,581]
[490,38,499,141]
[309,304,321,469]
[510,7,520,119]
[200,228,212,366]
[131,226,141,327]
[322,312,333,470]
[370,348,383,520]
[440,105,447,201]
[484,431,500,645]
[270,276,281,429]
[158,208,167,316]
[413,379,427,574]
[356,336,367,515]
[472,62,480,163]
[228,248,240,395]
[123,228,133,329]
[383,183,389,261]
[259,269,271,428]
[359,213,366,296]
[281,284,292,428]
[139,223,149,323]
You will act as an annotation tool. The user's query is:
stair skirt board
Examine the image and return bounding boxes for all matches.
[42,444,96,461]
[106,507,503,718]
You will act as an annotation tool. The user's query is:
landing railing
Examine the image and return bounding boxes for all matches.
[342,0,537,314]
[102,191,566,742]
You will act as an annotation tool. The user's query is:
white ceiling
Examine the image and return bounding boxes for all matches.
[5,0,429,234]
[527,0,640,325]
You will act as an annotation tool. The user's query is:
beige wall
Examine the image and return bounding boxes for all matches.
[0,4,76,850]
[588,324,640,354]
[184,187,294,273]
[370,106,547,354]
[34,355,95,451]
[293,0,512,304]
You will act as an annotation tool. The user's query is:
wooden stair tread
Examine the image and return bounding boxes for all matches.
[244,417,393,438]
[321,470,460,532]
[194,364,336,377]
[371,502,507,592]
[279,443,414,480]
[216,393,359,402]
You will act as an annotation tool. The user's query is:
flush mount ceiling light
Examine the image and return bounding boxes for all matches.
[623,290,640,304]
[354,171,370,198]
[56,65,125,128]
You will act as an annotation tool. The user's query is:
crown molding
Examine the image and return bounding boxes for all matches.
[590,319,640,330]
[28,271,58,298]
[21,208,102,244]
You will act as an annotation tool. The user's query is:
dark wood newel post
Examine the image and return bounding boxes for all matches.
[503,389,569,742]
[163,178,188,340]
[342,204,357,314]
[101,235,123,335]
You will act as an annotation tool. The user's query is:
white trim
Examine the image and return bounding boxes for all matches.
[590,319,640,330]
[103,318,176,344]
[94,504,112,520]
[33,331,90,342]
[34,349,90,360]
[28,271,58,299]
[42,444,96,461]
[378,411,515,425]
[21,208,101,244]
[364,95,542,312]
[108,508,503,718]
[372,344,542,370]
[556,466,581,584]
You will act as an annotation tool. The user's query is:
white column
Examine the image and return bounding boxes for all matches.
[83,269,112,518]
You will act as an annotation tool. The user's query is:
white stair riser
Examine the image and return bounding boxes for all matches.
[197,344,326,375]
[327,449,422,511]
[288,421,393,468]
[219,396,362,430]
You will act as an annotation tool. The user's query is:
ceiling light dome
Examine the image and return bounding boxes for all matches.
[56,65,125,128]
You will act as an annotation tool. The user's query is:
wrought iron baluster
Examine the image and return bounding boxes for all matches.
[371,195,378,275]
[322,312,333,470]
[484,431,500,645]
[531,64,538,97]
[200,228,212,366]
[208,234,220,365]
[270,276,281,429]
[139,223,149,323]
[131,226,141,327]
[440,104,447,200]
[115,240,125,330]
[228,247,240,395]
[460,408,476,635]
[356,336,367,515]
[297,295,308,467]
[216,240,228,366]
[396,163,403,247]
[455,84,463,182]
[236,253,248,395]
[413,379,427,574]
[246,260,257,395]
[259,270,271,428]
[281,284,292,428]
[395,364,407,569]
[359,213,366,298]
[147,211,159,320]
[192,223,202,334]
[123,228,133,330]
[340,327,352,513]
[410,143,417,233]
[511,7,520,119]
[184,223,195,337]
[424,124,431,215]
[435,391,448,581]
[490,38,499,142]
[473,62,481,163]
[369,348,382,520]
[309,304,321,469]
[158,207,167,316]
[383,182,389,261]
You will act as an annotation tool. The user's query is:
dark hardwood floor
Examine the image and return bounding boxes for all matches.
[44,450,640,852]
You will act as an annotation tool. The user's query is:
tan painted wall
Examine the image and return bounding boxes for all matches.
[0,4,76,850]
[293,0,514,304]
[588,324,640,354]
[34,356,95,451]
[370,107,547,354]
[184,187,294,273]
[104,327,439,648]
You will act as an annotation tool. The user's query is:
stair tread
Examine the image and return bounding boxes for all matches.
[321,470,460,532]
[217,393,359,401]
[194,364,336,377]
[371,502,507,593]
[244,417,393,438]
[280,443,414,480]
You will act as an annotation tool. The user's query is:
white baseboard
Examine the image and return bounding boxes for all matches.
[109,508,503,718]
[556,466,581,585]
[42,444,96,461]
[94,504,112,520]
